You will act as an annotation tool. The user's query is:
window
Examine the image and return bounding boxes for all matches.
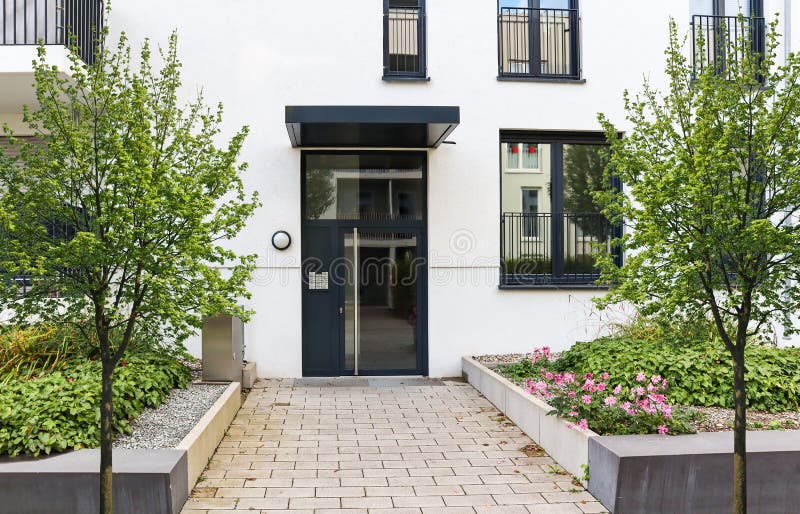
[506,142,540,170]
[383,0,427,79]
[521,188,539,237]
[500,132,621,286]
[498,0,580,80]
[691,0,764,79]
[304,153,424,221]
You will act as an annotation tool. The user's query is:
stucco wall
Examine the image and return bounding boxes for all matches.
[1,1,792,377]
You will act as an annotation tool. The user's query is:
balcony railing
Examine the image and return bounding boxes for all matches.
[500,212,618,286]
[1,0,103,64]
[384,3,426,78]
[691,14,765,79]
[498,7,580,80]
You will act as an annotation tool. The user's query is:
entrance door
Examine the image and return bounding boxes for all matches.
[342,228,423,375]
[301,151,427,376]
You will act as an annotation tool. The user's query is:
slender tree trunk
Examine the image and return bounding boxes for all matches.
[732,346,747,514]
[100,358,114,514]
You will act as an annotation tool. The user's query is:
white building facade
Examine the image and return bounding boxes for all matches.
[1,0,796,377]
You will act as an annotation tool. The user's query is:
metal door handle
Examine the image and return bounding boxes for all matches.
[353,227,359,376]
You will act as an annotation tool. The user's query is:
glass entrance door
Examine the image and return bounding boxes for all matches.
[342,228,421,375]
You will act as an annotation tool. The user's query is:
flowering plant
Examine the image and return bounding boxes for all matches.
[518,347,693,435]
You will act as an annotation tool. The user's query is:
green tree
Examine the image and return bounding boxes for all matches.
[0,33,259,513]
[596,18,800,514]
[563,143,610,240]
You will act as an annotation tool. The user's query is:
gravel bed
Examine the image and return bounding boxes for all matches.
[113,379,227,449]
[473,353,534,366]
[474,353,800,433]
[690,406,800,432]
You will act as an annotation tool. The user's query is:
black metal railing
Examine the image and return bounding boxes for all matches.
[498,7,579,79]
[1,0,103,64]
[691,14,765,79]
[500,212,618,286]
[384,3,426,78]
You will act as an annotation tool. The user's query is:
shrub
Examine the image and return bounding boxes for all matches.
[553,337,800,412]
[501,348,695,435]
[0,353,189,457]
[0,324,92,381]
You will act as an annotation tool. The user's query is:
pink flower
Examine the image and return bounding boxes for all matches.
[657,424,669,435]
[568,411,579,417]
[596,382,607,392]
[545,371,554,380]
[647,383,658,393]
[601,372,610,380]
[581,394,593,405]
[636,372,646,382]
[604,396,618,406]
[633,386,646,397]
[661,404,673,419]
[613,385,623,395]
[569,418,589,430]
[648,394,666,405]
[563,373,576,384]
[554,374,563,385]
[651,375,663,385]
[567,391,577,397]
[584,373,594,380]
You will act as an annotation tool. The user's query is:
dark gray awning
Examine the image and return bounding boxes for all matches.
[285,106,459,148]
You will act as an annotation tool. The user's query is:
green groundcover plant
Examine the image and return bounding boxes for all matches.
[554,338,800,413]
[0,353,189,457]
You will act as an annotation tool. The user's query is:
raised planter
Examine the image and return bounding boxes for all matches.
[589,430,800,514]
[0,381,241,514]
[463,356,800,514]
[462,356,598,478]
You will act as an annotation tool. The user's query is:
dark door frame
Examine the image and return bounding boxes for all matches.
[300,150,429,376]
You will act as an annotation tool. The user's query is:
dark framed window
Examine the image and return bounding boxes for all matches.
[500,131,622,287]
[383,0,427,80]
[691,0,765,79]
[497,0,580,80]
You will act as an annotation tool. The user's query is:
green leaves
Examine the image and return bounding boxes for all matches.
[0,30,260,355]
[0,353,189,457]
[595,19,800,349]
[553,336,800,413]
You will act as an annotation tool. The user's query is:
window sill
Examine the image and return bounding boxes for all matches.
[383,76,431,83]
[499,283,609,291]
[497,75,586,84]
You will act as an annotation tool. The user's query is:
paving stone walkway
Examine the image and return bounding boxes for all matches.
[181,377,606,514]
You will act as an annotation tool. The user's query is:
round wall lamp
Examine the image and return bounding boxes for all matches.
[271,230,292,251]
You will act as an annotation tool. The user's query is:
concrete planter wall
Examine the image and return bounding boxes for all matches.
[461,356,598,478]
[589,430,800,514]
[177,381,241,494]
[463,356,800,513]
[0,381,241,514]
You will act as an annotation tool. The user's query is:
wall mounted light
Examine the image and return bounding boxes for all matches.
[271,230,292,251]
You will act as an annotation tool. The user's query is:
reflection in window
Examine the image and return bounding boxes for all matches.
[505,143,540,170]
[500,135,619,285]
[304,154,424,221]
[521,188,539,237]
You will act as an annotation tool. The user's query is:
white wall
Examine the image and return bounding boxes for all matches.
[100,1,791,376]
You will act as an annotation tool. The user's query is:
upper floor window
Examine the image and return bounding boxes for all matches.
[383,0,427,80]
[498,0,580,80]
[500,132,621,287]
[691,0,765,79]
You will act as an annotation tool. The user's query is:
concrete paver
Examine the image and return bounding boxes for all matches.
[181,378,607,513]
